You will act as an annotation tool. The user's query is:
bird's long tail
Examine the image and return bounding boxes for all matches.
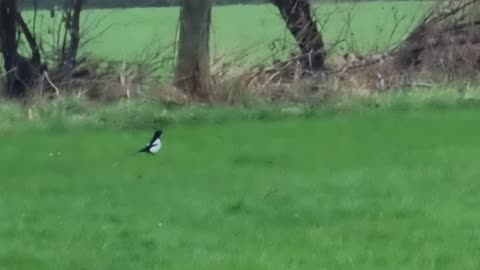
[137,147,149,154]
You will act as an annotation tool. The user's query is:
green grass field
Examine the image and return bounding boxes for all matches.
[2,108,480,269]
[22,1,432,64]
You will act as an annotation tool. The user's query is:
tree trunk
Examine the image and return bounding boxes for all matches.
[63,0,83,73]
[0,0,21,97]
[270,0,325,71]
[16,12,41,66]
[0,0,43,99]
[174,0,213,101]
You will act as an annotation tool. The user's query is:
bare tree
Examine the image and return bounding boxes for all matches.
[174,0,213,101]
[270,0,326,71]
[61,0,84,74]
[0,0,44,98]
[0,0,85,99]
[1,0,22,97]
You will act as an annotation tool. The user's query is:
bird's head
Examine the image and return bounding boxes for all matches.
[155,130,163,138]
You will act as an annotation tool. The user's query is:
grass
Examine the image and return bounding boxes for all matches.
[2,85,480,132]
[2,3,480,265]
[20,1,432,64]
[2,106,480,269]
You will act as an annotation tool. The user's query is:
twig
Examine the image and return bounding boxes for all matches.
[386,8,407,50]
[172,13,180,73]
[43,70,60,96]
[0,68,17,79]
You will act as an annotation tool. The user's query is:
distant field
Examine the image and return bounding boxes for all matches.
[21,1,433,65]
[2,109,480,269]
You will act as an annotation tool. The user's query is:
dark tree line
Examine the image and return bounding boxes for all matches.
[20,0,264,9]
[20,0,425,9]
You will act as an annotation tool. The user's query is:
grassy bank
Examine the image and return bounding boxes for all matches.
[1,86,479,132]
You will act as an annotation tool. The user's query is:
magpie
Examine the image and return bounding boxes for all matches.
[138,130,163,155]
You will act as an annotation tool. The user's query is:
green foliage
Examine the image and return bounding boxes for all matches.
[2,107,480,269]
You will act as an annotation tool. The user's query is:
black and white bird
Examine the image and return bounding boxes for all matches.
[138,130,163,154]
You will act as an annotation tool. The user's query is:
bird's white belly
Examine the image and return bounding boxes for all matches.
[150,139,161,153]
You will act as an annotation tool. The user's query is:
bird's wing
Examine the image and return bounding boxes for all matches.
[150,139,160,147]
[148,133,159,146]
